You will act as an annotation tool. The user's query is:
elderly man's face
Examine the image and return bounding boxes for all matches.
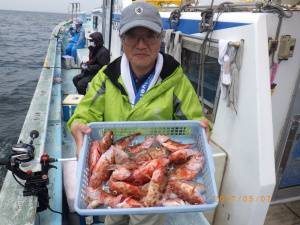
[122,27,161,71]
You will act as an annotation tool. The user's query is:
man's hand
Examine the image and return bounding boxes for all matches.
[70,121,92,157]
[199,119,211,142]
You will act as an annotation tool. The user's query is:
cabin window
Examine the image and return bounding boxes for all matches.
[161,32,221,121]
[181,48,221,121]
[181,49,220,105]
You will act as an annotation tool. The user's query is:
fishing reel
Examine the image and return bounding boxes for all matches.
[0,130,39,167]
[0,130,57,212]
[10,130,39,165]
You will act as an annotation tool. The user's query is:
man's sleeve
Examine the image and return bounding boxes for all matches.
[67,68,107,129]
[173,72,205,121]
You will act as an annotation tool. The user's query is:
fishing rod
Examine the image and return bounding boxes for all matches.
[0,130,75,214]
[22,156,77,166]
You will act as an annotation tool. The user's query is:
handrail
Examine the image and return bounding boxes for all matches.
[179,32,241,47]
[163,30,241,47]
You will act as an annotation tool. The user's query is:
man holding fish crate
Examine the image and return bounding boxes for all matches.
[68,2,210,225]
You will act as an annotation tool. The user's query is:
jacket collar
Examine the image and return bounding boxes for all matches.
[103,52,180,96]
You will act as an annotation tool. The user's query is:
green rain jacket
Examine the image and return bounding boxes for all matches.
[67,53,205,128]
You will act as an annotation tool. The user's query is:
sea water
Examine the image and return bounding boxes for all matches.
[0,9,67,187]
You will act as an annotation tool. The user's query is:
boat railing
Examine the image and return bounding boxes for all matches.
[0,21,68,225]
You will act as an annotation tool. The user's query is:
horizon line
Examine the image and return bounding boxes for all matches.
[0,8,71,14]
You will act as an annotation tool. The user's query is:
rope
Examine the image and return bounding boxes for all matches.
[197,4,224,114]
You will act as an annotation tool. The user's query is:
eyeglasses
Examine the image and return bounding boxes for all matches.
[122,32,161,46]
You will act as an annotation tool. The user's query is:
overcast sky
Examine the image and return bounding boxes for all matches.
[0,0,100,13]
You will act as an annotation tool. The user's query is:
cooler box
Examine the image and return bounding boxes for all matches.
[62,94,84,121]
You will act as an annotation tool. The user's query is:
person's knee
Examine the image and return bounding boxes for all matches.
[73,75,80,85]
[105,215,129,225]
[77,79,86,89]
[65,48,71,55]
[67,213,81,225]
[129,214,166,225]
[76,80,87,95]
[71,47,77,55]
[71,46,77,52]
[65,44,73,55]
[72,77,77,85]
[71,49,77,57]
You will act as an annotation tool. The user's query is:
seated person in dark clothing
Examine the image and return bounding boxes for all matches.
[73,32,110,95]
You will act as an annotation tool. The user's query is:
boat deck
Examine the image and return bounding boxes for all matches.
[61,68,79,160]
[264,201,300,225]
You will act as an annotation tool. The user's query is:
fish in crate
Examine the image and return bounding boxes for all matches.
[84,130,207,209]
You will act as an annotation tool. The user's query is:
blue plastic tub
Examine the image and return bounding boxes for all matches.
[75,120,218,216]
